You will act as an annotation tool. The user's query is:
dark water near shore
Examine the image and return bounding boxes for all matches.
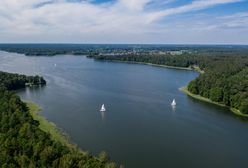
[1,51,248,168]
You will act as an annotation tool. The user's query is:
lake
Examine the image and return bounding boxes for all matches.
[1,51,248,168]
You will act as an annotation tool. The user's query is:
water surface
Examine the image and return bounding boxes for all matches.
[1,51,248,168]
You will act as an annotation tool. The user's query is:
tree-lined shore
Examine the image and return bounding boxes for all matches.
[0,71,118,168]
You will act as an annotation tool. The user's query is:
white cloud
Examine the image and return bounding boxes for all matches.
[0,0,247,44]
[147,0,243,22]
[118,0,151,11]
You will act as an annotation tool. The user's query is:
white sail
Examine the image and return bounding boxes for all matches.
[100,104,106,112]
[171,99,176,106]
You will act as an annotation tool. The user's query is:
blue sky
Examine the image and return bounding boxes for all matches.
[0,0,248,44]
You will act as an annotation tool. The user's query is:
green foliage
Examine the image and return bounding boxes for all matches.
[98,151,109,162]
[240,99,248,114]
[210,87,223,102]
[188,80,198,94]
[188,63,248,114]
[0,71,46,90]
[93,54,198,68]
[0,71,118,168]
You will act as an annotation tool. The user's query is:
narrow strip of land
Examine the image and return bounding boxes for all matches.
[180,87,248,118]
[25,101,73,147]
[99,59,204,73]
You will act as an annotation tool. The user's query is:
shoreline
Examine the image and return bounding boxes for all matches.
[97,59,204,73]
[24,101,114,161]
[96,59,248,118]
[19,101,118,166]
[180,86,248,118]
[25,101,76,148]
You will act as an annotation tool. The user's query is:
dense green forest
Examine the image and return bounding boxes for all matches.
[90,54,201,68]
[0,71,46,90]
[0,72,118,168]
[188,62,248,114]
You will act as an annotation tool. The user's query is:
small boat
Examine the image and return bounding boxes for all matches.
[100,104,106,112]
[54,63,57,67]
[171,99,176,106]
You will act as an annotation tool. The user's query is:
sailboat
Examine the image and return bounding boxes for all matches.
[171,99,176,106]
[100,104,106,112]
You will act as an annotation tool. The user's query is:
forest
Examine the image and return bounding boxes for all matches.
[188,61,248,114]
[0,71,118,168]
[0,71,46,90]
[1,44,248,57]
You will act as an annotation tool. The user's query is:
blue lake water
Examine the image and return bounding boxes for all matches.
[1,51,248,168]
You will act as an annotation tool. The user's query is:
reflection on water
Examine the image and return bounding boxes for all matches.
[100,111,106,120]
[21,86,46,100]
[171,105,176,112]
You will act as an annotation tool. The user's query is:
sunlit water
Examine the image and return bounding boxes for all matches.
[1,51,248,168]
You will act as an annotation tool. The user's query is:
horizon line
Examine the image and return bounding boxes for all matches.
[0,43,248,46]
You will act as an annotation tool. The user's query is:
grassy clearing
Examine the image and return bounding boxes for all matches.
[136,62,192,70]
[25,101,71,146]
[230,108,248,118]
[180,86,248,118]
[191,65,204,74]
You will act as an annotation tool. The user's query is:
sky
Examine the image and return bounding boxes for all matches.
[0,0,248,44]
